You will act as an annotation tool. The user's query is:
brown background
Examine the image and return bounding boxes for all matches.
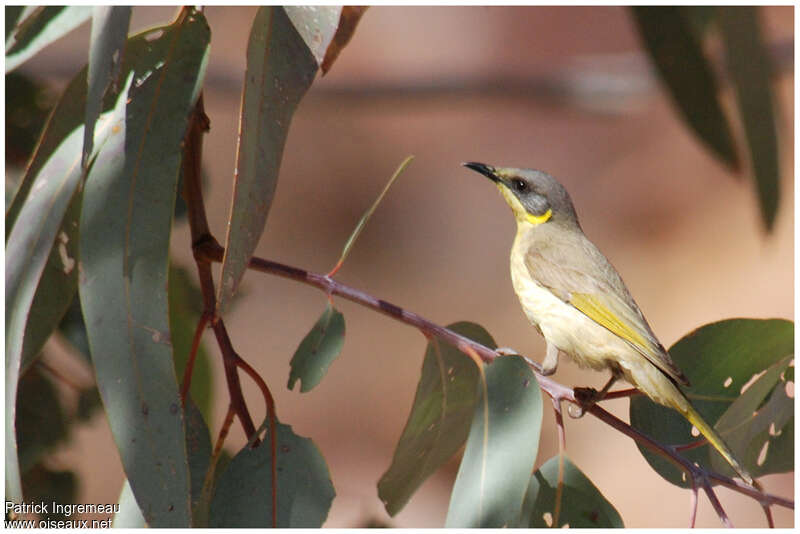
[25,6,793,528]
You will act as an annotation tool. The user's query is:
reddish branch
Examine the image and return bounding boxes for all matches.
[191,240,793,525]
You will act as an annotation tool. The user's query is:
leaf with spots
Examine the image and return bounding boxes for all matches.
[287,303,345,393]
[378,321,487,516]
[78,10,210,526]
[216,6,318,316]
[518,455,623,528]
[630,318,794,486]
[209,420,335,527]
[445,354,543,527]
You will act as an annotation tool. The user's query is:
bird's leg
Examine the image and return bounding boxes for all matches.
[540,342,559,375]
[571,370,621,418]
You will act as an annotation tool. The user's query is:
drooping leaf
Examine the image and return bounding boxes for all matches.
[630,319,794,486]
[630,6,739,170]
[113,479,147,528]
[711,355,793,476]
[287,303,345,393]
[78,11,210,527]
[6,6,92,73]
[18,192,80,376]
[445,355,543,527]
[321,6,369,74]
[378,321,488,516]
[330,156,414,275]
[216,6,318,316]
[209,420,335,527]
[518,455,623,528]
[284,6,342,66]
[6,66,87,234]
[719,6,782,230]
[5,95,88,505]
[84,6,131,168]
[169,264,213,418]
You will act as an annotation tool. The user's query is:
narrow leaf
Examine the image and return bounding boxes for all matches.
[322,6,369,74]
[84,6,131,169]
[630,6,739,169]
[5,103,88,505]
[287,303,346,393]
[378,321,489,516]
[446,355,543,527]
[78,11,210,526]
[518,455,623,528]
[216,6,318,315]
[284,6,342,66]
[630,318,794,486]
[332,156,413,274]
[719,6,782,230]
[6,6,92,73]
[184,399,212,524]
[209,420,336,527]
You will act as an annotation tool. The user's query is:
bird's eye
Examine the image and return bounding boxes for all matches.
[512,179,528,192]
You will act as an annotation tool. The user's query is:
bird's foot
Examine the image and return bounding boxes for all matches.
[569,387,601,419]
[495,346,520,357]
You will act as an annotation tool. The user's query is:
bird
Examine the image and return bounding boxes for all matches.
[463,161,753,486]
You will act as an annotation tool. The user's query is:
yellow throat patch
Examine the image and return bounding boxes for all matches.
[496,183,552,225]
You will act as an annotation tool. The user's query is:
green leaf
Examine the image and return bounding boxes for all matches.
[84,6,131,169]
[630,6,739,169]
[6,6,92,73]
[718,6,782,230]
[209,420,335,527]
[184,399,212,524]
[518,455,623,528]
[445,355,543,527]
[216,6,318,316]
[7,64,87,234]
[169,264,213,418]
[331,156,414,274]
[78,11,210,527]
[284,6,342,66]
[630,318,794,486]
[711,355,793,476]
[18,191,81,376]
[378,321,488,516]
[113,479,147,528]
[287,303,346,393]
[5,95,87,505]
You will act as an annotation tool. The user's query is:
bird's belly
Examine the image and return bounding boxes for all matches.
[510,264,633,372]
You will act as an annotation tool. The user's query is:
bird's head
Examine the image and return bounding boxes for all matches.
[463,162,579,228]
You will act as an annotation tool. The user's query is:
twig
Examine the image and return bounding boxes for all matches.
[180,312,210,404]
[551,397,566,528]
[191,243,794,521]
[702,478,733,527]
[689,483,699,528]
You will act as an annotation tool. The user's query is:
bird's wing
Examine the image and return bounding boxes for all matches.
[524,236,689,385]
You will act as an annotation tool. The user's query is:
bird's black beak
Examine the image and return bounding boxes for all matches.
[462,161,498,183]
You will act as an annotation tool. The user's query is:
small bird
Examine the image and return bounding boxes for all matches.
[463,161,752,485]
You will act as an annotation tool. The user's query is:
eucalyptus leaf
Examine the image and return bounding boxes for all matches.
[630,318,794,486]
[378,321,489,516]
[216,6,318,315]
[321,6,369,74]
[78,11,210,526]
[630,6,739,169]
[445,355,542,527]
[719,6,781,230]
[209,421,335,527]
[287,303,346,393]
[113,479,147,528]
[518,455,623,528]
[6,6,92,73]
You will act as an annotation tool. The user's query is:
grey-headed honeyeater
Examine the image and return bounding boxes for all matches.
[464,162,753,486]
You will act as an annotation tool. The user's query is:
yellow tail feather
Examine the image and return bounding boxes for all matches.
[678,400,753,486]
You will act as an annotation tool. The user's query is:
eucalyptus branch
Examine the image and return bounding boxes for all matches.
[193,240,794,521]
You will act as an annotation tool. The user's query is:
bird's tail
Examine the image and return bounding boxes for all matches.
[673,395,754,486]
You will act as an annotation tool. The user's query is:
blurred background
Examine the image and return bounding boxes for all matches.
[11,5,793,528]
